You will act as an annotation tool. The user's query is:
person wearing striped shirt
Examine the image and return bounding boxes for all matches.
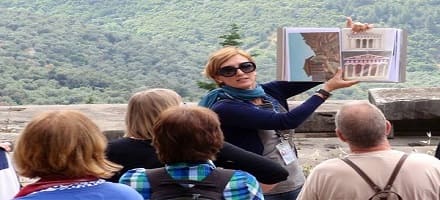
[119,106,264,200]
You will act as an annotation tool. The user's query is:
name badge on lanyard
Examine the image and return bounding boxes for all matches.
[275,140,296,165]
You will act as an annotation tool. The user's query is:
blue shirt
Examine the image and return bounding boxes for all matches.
[15,180,143,200]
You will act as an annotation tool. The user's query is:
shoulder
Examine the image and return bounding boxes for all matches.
[107,139,154,154]
[261,81,280,86]
[261,81,284,90]
[310,158,346,173]
[119,168,148,183]
[106,138,134,157]
[224,170,263,199]
[95,182,144,200]
[305,158,357,182]
[405,152,440,166]
[229,170,259,186]
[101,181,143,194]
[231,169,256,179]
[261,80,313,89]
[211,98,254,112]
[107,138,131,148]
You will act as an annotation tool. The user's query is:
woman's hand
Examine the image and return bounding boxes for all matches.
[323,68,359,92]
[0,142,12,152]
[260,183,277,193]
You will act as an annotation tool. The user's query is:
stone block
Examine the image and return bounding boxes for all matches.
[368,87,440,136]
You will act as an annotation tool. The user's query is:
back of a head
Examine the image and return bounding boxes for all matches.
[153,106,224,164]
[13,110,120,179]
[125,88,182,139]
[335,102,387,148]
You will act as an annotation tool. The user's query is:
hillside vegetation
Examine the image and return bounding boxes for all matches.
[0,0,439,105]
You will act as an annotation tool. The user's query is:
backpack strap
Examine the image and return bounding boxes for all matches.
[146,167,234,199]
[341,157,382,193]
[383,154,408,191]
[341,153,409,193]
[202,168,235,191]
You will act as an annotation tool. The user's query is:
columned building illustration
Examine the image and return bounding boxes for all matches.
[343,54,390,80]
[346,32,383,49]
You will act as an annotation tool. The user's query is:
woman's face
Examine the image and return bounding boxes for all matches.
[214,54,257,90]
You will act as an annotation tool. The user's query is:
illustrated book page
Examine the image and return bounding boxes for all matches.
[277,27,407,82]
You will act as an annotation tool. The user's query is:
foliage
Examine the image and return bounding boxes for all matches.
[196,81,217,92]
[197,23,245,91]
[0,0,438,105]
[219,24,244,47]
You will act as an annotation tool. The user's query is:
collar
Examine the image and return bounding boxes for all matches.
[15,176,99,198]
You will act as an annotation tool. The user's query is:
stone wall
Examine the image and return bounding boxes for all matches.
[368,87,440,136]
[1,87,439,142]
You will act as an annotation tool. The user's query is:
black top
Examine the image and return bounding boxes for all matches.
[105,138,161,183]
[105,137,288,184]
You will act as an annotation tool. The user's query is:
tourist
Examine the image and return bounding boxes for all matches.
[120,105,263,199]
[297,101,440,199]
[13,110,142,200]
[105,88,288,188]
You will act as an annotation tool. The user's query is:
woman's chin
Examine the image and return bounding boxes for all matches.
[235,84,255,90]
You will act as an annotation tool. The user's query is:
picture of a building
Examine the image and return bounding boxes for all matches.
[343,54,390,81]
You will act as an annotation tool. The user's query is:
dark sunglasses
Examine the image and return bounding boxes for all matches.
[217,62,257,77]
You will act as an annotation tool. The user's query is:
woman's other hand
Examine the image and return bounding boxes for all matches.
[0,142,12,152]
[323,68,359,92]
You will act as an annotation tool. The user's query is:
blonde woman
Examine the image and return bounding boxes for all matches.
[106,88,288,185]
[13,110,142,200]
[198,46,358,199]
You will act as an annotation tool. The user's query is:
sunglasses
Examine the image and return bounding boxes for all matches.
[217,62,257,77]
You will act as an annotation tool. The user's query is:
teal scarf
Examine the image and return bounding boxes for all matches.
[198,85,266,108]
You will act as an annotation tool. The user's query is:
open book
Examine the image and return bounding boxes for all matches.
[276,27,407,82]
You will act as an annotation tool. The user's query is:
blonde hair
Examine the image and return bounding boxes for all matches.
[13,110,121,179]
[125,88,182,139]
[203,46,254,86]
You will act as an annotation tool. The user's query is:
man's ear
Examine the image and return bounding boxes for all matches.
[384,120,392,136]
[335,128,347,142]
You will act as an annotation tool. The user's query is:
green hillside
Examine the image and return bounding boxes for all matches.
[0,0,438,105]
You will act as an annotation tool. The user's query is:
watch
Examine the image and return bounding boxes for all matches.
[315,89,332,99]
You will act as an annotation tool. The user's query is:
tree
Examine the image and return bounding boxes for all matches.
[197,23,244,91]
[219,23,243,47]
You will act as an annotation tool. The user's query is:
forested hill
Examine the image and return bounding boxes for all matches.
[0,0,439,105]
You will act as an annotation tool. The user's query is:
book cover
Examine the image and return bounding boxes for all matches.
[277,27,407,82]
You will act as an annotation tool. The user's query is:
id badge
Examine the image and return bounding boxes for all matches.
[276,141,296,165]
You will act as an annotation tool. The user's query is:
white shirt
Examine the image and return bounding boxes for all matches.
[297,150,440,200]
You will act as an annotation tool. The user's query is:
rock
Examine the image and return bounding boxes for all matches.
[291,100,368,133]
[0,104,127,141]
[368,87,440,136]
[368,87,440,120]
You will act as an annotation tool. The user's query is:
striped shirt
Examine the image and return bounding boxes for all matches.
[119,160,264,200]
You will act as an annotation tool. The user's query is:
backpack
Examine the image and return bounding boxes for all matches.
[146,167,235,200]
[341,153,409,200]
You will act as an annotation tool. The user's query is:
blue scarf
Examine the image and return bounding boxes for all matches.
[198,85,267,108]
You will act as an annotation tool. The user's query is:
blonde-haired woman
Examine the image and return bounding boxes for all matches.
[199,45,358,199]
[13,110,142,200]
[105,88,180,182]
[106,88,288,185]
